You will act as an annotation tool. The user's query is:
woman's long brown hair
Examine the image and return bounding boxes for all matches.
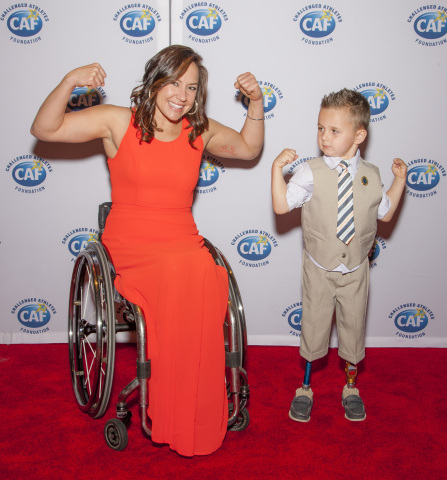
[131,45,209,147]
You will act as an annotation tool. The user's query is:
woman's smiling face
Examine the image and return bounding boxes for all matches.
[154,62,199,125]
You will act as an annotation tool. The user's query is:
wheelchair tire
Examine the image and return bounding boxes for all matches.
[104,418,128,451]
[68,241,116,419]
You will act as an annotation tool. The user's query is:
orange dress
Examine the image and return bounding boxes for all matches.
[102,117,229,456]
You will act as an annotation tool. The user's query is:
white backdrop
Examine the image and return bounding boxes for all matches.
[1,0,446,347]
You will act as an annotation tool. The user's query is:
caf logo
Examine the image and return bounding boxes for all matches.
[299,10,336,38]
[186,8,223,36]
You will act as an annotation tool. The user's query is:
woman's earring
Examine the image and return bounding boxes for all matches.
[188,101,198,115]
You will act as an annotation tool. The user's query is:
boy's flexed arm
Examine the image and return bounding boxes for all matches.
[271,149,298,214]
[380,158,407,222]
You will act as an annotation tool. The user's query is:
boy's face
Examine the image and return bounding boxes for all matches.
[317,107,367,160]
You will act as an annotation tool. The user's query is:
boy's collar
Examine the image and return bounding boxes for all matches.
[323,149,360,169]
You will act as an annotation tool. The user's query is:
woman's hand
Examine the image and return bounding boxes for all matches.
[64,63,107,89]
[234,72,262,102]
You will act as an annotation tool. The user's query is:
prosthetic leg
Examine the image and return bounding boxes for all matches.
[342,361,366,421]
[345,361,357,387]
[288,361,313,422]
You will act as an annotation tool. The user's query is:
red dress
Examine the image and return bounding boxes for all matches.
[102,117,229,456]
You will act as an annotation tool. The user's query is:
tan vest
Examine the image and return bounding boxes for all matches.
[302,157,383,270]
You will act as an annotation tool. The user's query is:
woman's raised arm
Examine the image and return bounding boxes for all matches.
[203,72,264,160]
[30,63,112,144]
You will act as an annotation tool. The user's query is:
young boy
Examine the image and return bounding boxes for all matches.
[271,89,407,422]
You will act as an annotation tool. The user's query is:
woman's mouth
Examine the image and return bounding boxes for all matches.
[168,101,184,111]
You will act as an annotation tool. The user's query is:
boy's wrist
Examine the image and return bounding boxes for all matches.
[393,175,406,183]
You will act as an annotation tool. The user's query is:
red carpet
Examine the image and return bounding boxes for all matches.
[1,344,446,480]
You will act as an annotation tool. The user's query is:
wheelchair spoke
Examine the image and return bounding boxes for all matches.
[86,310,97,325]
[81,338,92,395]
[80,268,98,331]
[82,269,92,322]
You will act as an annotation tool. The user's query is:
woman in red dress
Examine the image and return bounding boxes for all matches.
[31,45,264,456]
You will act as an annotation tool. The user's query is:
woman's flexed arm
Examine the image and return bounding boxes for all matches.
[203,72,264,160]
[30,63,111,144]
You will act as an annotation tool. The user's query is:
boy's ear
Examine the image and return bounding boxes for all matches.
[354,128,367,145]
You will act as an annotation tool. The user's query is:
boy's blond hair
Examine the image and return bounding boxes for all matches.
[321,89,370,131]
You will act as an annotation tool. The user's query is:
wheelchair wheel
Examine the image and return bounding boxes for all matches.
[104,418,128,451]
[204,239,250,431]
[204,239,248,367]
[68,241,116,419]
[228,403,250,432]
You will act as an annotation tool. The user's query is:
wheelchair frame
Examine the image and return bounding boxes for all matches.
[68,203,250,450]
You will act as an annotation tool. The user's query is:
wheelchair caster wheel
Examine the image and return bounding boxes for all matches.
[104,418,128,451]
[228,404,250,432]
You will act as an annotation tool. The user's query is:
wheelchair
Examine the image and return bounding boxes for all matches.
[68,203,250,451]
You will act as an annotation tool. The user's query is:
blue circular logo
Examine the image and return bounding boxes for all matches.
[68,234,96,257]
[7,10,43,37]
[300,11,336,38]
[120,10,156,37]
[67,87,102,111]
[237,236,272,261]
[197,161,219,187]
[414,12,447,39]
[18,304,51,328]
[360,89,389,115]
[406,165,440,191]
[288,309,302,331]
[186,9,222,36]
[394,309,428,333]
[12,161,47,187]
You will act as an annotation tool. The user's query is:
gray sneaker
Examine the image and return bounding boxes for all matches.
[289,387,313,422]
[342,385,366,421]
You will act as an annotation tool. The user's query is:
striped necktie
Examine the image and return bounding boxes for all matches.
[336,160,355,244]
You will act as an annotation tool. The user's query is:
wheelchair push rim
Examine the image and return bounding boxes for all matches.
[68,241,116,418]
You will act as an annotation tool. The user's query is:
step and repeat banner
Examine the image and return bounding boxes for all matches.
[1,0,446,347]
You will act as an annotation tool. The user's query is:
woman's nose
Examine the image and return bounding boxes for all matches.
[177,86,187,101]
